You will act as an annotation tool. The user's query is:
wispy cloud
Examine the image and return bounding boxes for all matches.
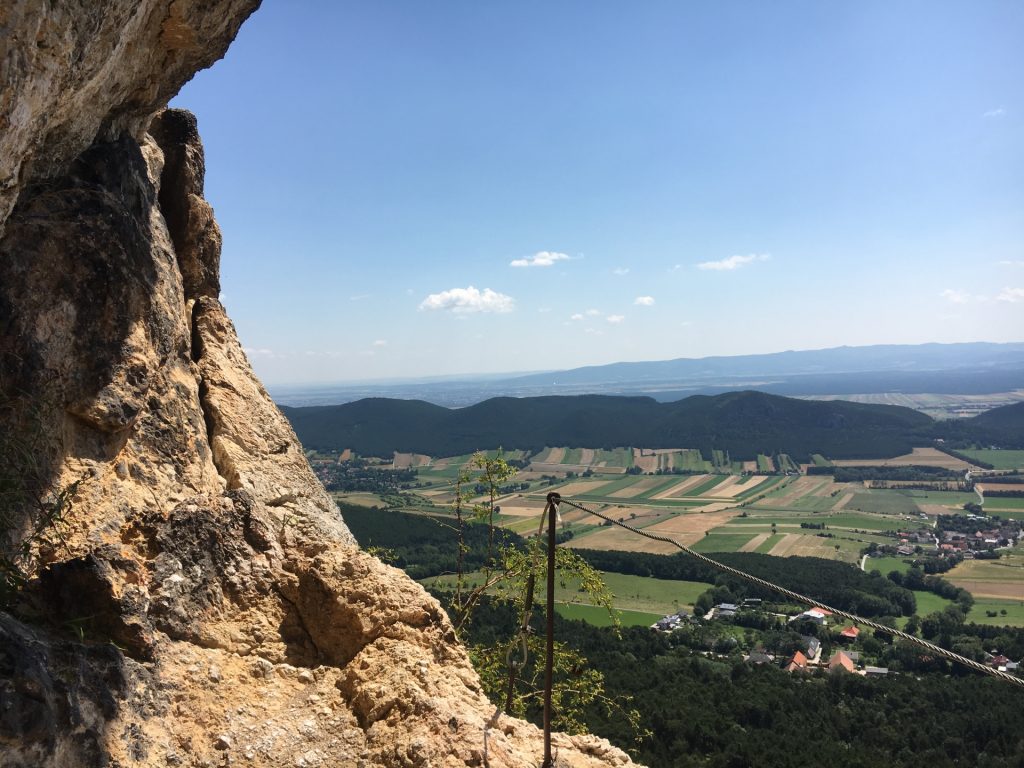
[941,289,991,304]
[585,308,600,316]
[697,253,770,271]
[606,314,625,324]
[613,267,630,275]
[997,287,1024,303]
[244,347,278,358]
[983,107,1006,118]
[998,260,1024,267]
[372,339,388,347]
[350,293,371,301]
[570,313,584,321]
[940,289,970,304]
[510,251,571,268]
[419,286,515,314]
[634,296,655,306]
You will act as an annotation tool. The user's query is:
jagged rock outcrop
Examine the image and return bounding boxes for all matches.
[0,4,635,767]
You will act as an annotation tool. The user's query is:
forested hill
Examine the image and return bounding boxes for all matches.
[282,390,941,459]
[938,401,1024,449]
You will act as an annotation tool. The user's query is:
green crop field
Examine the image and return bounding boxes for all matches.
[865,556,914,575]
[811,454,832,467]
[674,449,710,472]
[592,447,633,468]
[690,533,757,553]
[687,475,731,496]
[966,598,1024,627]
[755,534,785,553]
[562,447,583,464]
[912,590,953,616]
[985,497,1024,511]
[960,449,1024,471]
[425,570,713,616]
[776,454,799,473]
[555,603,662,627]
[844,491,920,516]
[756,454,774,472]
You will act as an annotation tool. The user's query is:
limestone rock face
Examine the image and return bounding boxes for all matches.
[0,5,636,768]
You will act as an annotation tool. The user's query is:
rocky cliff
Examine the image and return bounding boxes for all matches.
[0,3,634,766]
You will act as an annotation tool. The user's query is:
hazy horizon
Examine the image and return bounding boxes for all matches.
[174,1,1024,385]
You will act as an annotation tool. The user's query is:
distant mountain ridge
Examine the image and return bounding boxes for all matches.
[504,342,1024,387]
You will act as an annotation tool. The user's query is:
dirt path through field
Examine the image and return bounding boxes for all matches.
[768,533,801,556]
[652,474,708,499]
[831,493,854,511]
[740,533,770,552]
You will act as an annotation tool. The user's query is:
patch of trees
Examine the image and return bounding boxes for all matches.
[983,489,1024,498]
[833,465,963,483]
[339,504,524,580]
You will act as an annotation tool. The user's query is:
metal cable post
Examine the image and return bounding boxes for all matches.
[542,491,560,768]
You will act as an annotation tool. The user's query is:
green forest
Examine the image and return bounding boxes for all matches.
[342,504,1024,766]
[283,392,1024,460]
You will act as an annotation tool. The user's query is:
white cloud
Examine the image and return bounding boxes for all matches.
[584,327,603,336]
[997,287,1024,303]
[613,267,630,275]
[244,347,278,358]
[634,296,655,306]
[372,339,388,347]
[998,260,1024,267]
[570,313,584,321]
[940,289,970,304]
[697,253,770,271]
[669,264,683,272]
[606,314,625,324]
[419,286,515,314]
[585,308,600,316]
[983,107,1006,118]
[510,251,571,268]
[537,307,552,313]
[350,293,371,301]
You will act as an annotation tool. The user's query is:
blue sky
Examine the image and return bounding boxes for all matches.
[172,1,1024,384]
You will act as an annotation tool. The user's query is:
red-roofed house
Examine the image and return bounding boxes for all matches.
[828,651,855,674]
[840,626,860,641]
[784,651,808,673]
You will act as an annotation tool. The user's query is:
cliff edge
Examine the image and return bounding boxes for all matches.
[0,3,634,766]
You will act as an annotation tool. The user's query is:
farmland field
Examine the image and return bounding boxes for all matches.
[424,570,712,617]
[831,447,972,470]
[555,603,662,627]
[946,550,1024,600]
[959,449,1024,471]
[965,598,1024,627]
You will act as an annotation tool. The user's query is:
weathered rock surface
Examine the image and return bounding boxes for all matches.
[0,4,636,767]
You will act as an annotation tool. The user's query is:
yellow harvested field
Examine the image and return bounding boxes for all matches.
[762,477,819,506]
[545,447,566,464]
[645,509,740,541]
[339,448,352,462]
[740,532,771,552]
[393,452,431,469]
[566,525,677,554]
[947,580,1024,600]
[917,503,961,515]
[632,449,660,474]
[579,448,595,465]
[742,461,758,473]
[497,504,541,518]
[832,447,971,470]
[979,483,1024,493]
[555,479,615,496]
[700,475,744,498]
[652,474,709,499]
[769,534,844,559]
[811,480,841,497]
[607,477,669,498]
